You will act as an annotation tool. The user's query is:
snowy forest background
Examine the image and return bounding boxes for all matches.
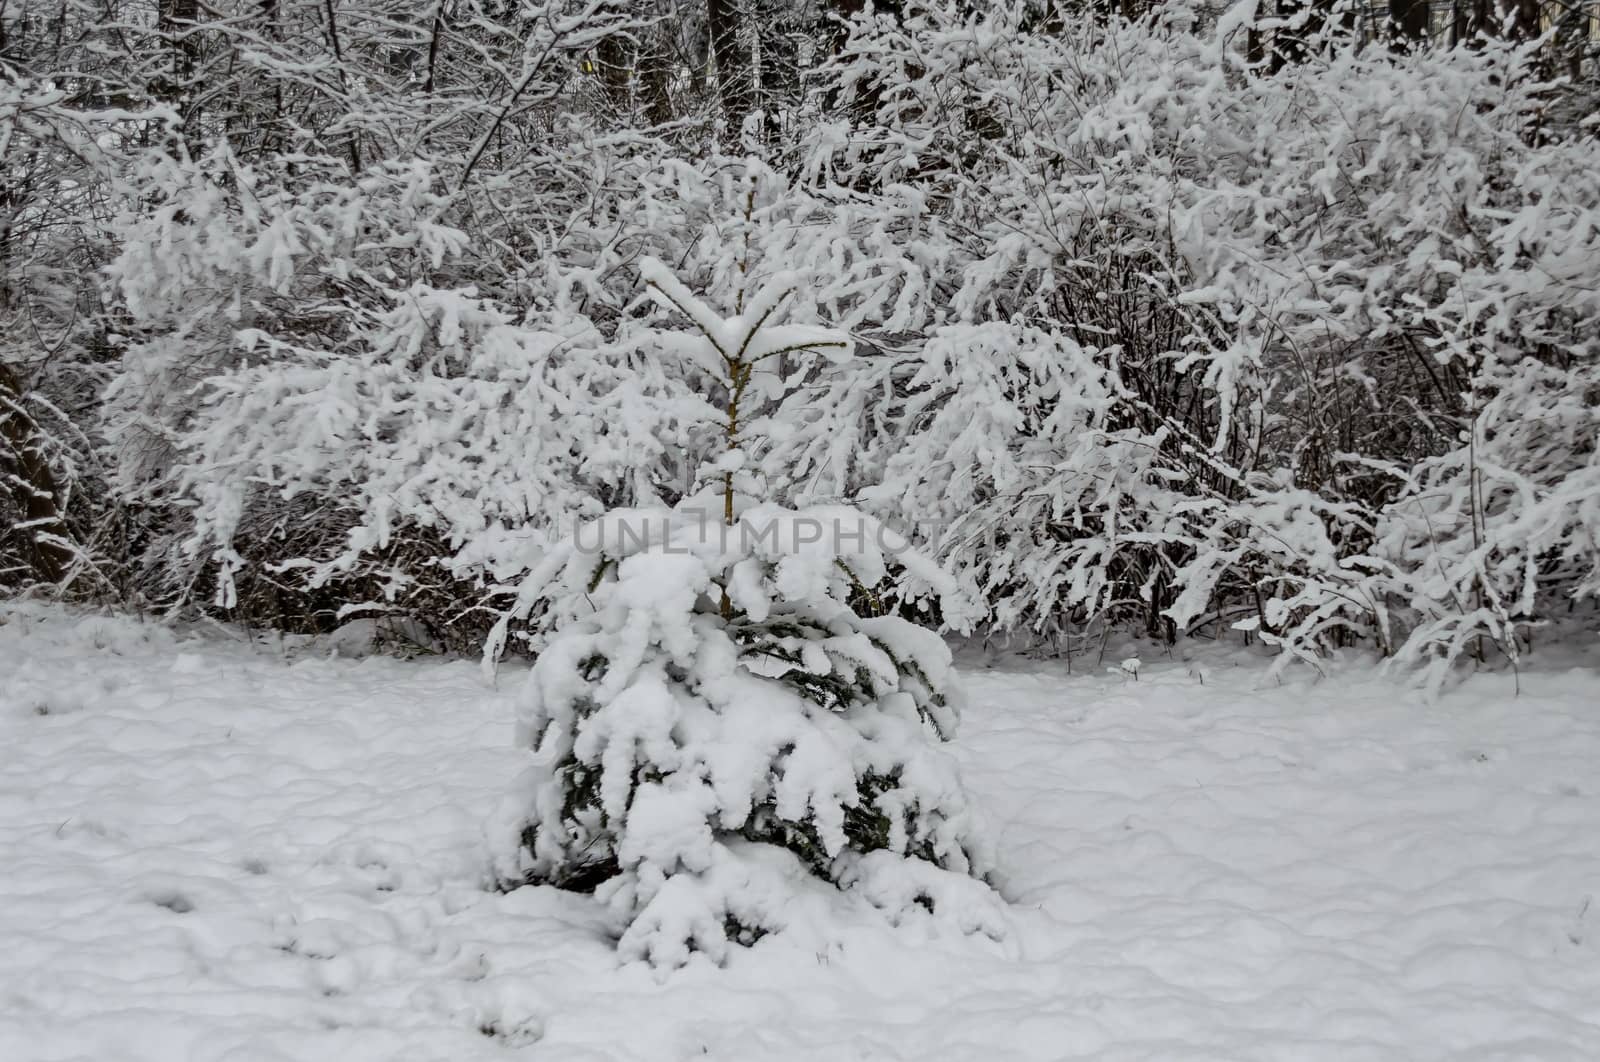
[4,0,1600,686]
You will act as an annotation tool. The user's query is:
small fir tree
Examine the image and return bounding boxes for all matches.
[488,253,999,968]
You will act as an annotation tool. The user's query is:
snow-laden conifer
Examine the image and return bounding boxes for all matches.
[487,253,999,969]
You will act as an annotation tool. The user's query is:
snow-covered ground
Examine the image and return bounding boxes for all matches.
[3,604,1599,1061]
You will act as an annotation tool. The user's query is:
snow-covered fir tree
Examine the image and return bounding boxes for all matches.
[486,254,1001,968]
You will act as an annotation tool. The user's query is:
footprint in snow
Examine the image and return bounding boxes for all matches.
[147,890,195,914]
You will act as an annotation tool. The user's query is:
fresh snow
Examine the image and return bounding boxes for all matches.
[3,604,1599,1060]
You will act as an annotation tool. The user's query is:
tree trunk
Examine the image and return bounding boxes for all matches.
[1389,0,1431,47]
[157,0,202,134]
[0,363,71,585]
[1555,1,1589,80]
[755,1,800,144]
[639,29,675,125]
[595,34,633,114]
[1500,0,1542,41]
[707,0,752,138]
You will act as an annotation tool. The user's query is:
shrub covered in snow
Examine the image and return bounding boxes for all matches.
[822,3,1600,682]
[487,259,994,967]
[81,2,1600,688]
